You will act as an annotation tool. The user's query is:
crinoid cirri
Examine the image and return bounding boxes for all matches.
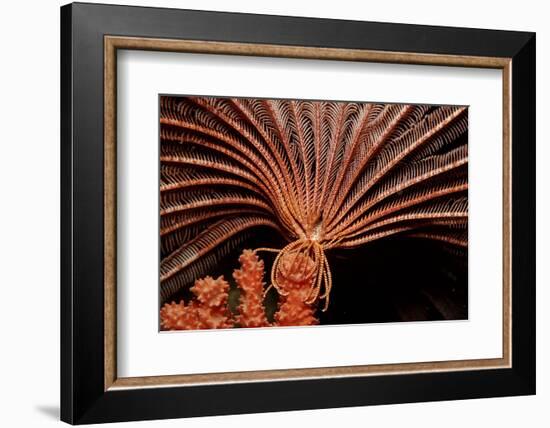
[159,96,468,327]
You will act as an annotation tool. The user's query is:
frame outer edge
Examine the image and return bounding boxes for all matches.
[510,33,536,392]
[60,3,75,424]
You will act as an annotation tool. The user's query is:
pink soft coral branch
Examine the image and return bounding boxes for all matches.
[160,275,233,330]
[160,250,319,330]
[233,250,270,328]
[273,251,320,326]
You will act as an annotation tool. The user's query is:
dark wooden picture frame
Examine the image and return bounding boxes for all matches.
[61,2,535,424]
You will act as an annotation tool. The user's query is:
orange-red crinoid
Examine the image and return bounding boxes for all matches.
[160,97,467,312]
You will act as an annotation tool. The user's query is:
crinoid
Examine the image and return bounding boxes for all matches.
[160,96,468,314]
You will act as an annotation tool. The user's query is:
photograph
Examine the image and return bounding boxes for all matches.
[159,95,469,330]
[50,1,537,424]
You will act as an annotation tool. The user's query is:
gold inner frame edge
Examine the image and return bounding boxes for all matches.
[104,36,512,391]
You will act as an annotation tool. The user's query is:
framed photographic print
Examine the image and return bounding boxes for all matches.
[60,2,536,424]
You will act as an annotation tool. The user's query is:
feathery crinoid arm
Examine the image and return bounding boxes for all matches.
[323,104,468,251]
[160,96,291,302]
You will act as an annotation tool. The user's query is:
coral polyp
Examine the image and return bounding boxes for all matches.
[160,96,468,321]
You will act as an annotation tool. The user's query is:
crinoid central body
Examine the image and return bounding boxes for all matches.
[160,96,468,326]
